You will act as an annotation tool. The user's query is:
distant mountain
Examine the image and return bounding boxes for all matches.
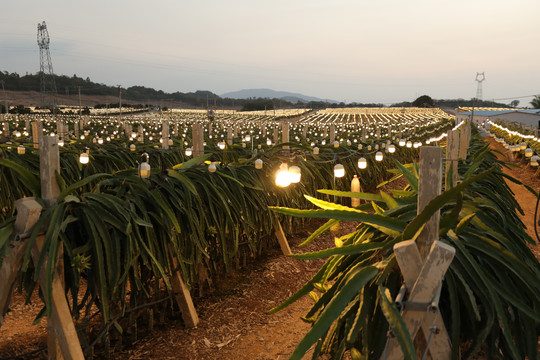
[221,88,337,104]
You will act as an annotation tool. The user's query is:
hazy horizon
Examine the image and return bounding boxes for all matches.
[1,0,539,106]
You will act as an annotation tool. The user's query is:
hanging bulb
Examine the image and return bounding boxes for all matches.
[399,139,406,146]
[358,157,367,169]
[313,146,319,155]
[406,141,412,148]
[388,144,396,153]
[266,139,272,146]
[530,155,539,166]
[288,165,301,183]
[17,145,25,155]
[138,158,151,179]
[242,142,246,148]
[334,163,345,178]
[275,163,292,187]
[375,151,383,161]
[255,158,263,169]
[525,148,533,158]
[333,141,339,148]
[357,144,363,150]
[208,162,217,173]
[79,152,89,164]
[185,147,192,156]
[218,141,226,150]
[97,138,104,144]
[168,138,174,146]
[130,144,136,151]
[58,138,65,147]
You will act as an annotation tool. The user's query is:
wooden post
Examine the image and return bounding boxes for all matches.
[32,121,42,149]
[274,222,292,256]
[192,123,204,157]
[329,125,335,144]
[376,127,381,140]
[261,124,266,137]
[227,127,233,145]
[384,149,454,360]
[168,245,199,328]
[362,127,367,141]
[417,147,443,259]
[3,122,8,138]
[161,121,169,150]
[273,126,279,145]
[74,121,79,139]
[40,135,60,208]
[281,121,289,150]
[0,198,42,327]
[138,125,144,142]
[458,123,470,160]
[445,130,459,190]
[302,125,308,140]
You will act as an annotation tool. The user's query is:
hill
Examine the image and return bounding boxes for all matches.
[221,88,337,104]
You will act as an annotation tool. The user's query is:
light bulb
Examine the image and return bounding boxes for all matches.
[168,139,173,146]
[185,147,192,156]
[208,162,217,173]
[358,144,363,150]
[288,165,301,183]
[530,155,539,166]
[266,139,272,146]
[79,152,89,164]
[358,157,367,169]
[399,139,406,146]
[130,144,136,151]
[58,139,65,147]
[334,163,345,178]
[218,141,226,150]
[255,158,263,169]
[525,148,533,158]
[275,163,292,187]
[388,144,396,153]
[139,161,151,178]
[406,141,412,148]
[17,145,25,155]
[313,146,319,155]
[333,141,339,148]
[375,151,383,161]
[98,138,103,144]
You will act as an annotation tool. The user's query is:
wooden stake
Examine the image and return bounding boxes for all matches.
[417,147,443,259]
[32,121,42,149]
[168,245,199,328]
[39,135,60,208]
[445,130,459,191]
[192,123,204,157]
[162,121,169,150]
[0,198,42,327]
[274,222,292,256]
[282,121,289,149]
[329,125,335,144]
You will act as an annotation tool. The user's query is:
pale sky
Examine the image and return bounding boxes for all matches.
[1,0,539,105]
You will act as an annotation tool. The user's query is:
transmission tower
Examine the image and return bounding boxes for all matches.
[475,72,485,101]
[37,21,57,106]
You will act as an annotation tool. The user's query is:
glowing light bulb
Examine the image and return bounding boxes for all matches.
[358,157,367,169]
[275,163,292,187]
[218,141,226,150]
[130,144,136,151]
[334,163,345,178]
[375,151,383,161]
[17,145,25,154]
[388,144,396,153]
[208,162,217,173]
[185,147,192,156]
[288,165,301,183]
[313,146,319,155]
[79,152,89,164]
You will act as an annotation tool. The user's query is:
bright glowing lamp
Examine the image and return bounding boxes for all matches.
[530,155,539,167]
[275,163,292,187]
[138,161,151,179]
[79,152,89,164]
[388,144,396,153]
[208,162,217,173]
[288,165,301,183]
[185,147,192,156]
[406,141,412,148]
[399,139,406,146]
[375,151,383,161]
[525,148,534,158]
[358,157,367,169]
[333,141,339,148]
[17,145,25,155]
[334,163,345,178]
[218,141,226,150]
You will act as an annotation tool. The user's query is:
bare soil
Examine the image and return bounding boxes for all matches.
[1,137,539,359]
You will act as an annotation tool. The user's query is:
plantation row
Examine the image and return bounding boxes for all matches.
[0,108,458,356]
[270,124,540,359]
